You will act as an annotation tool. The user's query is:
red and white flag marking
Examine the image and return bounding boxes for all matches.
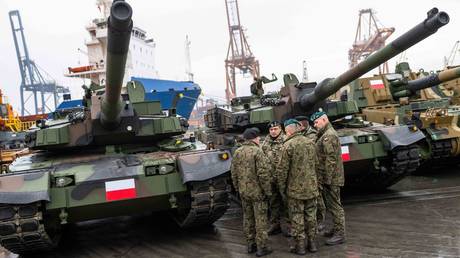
[370,79,385,89]
[341,146,350,162]
[105,178,137,201]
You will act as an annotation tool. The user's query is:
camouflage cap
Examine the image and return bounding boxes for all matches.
[284,118,301,127]
[310,111,326,122]
[243,127,260,140]
[268,121,281,128]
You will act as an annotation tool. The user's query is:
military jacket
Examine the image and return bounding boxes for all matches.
[301,126,317,142]
[276,132,319,200]
[315,123,345,186]
[231,141,272,200]
[261,133,285,182]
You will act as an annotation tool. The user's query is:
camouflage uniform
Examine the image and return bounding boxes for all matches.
[301,126,325,225]
[276,132,319,242]
[301,126,317,142]
[261,133,286,227]
[231,141,272,248]
[316,123,345,235]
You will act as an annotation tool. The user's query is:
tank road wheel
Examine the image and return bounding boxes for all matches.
[430,139,452,159]
[379,145,420,189]
[0,202,60,254]
[173,176,231,228]
[355,145,420,191]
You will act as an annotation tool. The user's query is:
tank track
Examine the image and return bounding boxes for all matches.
[175,176,230,228]
[430,139,452,159]
[354,145,420,190]
[0,202,58,254]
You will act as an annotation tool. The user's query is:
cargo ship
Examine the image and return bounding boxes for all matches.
[63,0,200,118]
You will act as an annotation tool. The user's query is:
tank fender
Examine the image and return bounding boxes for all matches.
[177,150,231,183]
[0,170,50,204]
[376,125,425,150]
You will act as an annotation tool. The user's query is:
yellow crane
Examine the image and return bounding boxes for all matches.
[0,90,35,132]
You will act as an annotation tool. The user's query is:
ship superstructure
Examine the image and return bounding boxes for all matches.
[65,0,157,84]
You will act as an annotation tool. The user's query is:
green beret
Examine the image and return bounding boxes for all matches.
[284,118,300,127]
[310,111,326,122]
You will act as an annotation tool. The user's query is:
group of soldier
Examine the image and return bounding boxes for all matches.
[230,111,346,256]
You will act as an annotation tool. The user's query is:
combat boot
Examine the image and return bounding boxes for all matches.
[255,246,273,257]
[290,240,306,255]
[268,223,281,235]
[307,239,318,253]
[247,242,257,253]
[326,232,346,246]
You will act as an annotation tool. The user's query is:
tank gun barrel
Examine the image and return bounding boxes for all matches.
[408,66,460,92]
[100,0,133,128]
[300,8,449,110]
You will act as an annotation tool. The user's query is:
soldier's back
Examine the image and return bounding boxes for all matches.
[283,133,318,200]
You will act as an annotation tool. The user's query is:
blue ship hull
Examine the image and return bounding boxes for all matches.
[56,78,201,119]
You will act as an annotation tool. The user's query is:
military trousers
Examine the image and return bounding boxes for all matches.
[241,198,269,248]
[322,184,345,234]
[269,183,287,225]
[316,184,326,224]
[287,197,317,241]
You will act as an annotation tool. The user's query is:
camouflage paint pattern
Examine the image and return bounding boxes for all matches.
[230,141,271,201]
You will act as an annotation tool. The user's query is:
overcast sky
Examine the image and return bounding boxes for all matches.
[0,0,459,113]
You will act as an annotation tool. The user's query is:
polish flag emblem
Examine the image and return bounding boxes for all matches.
[105,178,137,201]
[341,146,350,162]
[370,79,385,89]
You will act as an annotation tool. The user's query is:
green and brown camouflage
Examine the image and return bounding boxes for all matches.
[347,62,460,165]
[0,1,232,254]
[201,8,449,189]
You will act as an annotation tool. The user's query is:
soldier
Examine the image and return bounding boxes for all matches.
[277,119,319,254]
[261,121,286,235]
[230,127,273,257]
[310,111,346,245]
[295,115,317,142]
[250,74,278,97]
[295,115,325,231]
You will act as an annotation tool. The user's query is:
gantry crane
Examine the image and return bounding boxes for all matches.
[349,9,395,74]
[9,10,69,115]
[224,0,260,103]
[444,40,460,67]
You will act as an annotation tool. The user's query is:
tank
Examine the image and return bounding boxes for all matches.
[200,8,449,189]
[348,63,460,166]
[0,1,231,254]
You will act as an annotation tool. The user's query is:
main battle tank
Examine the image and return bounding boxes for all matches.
[200,8,449,189]
[348,62,460,166]
[0,1,231,254]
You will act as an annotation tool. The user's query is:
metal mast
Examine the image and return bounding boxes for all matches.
[444,40,460,67]
[224,0,260,102]
[185,35,194,81]
[349,9,394,74]
[302,60,309,82]
[9,10,69,115]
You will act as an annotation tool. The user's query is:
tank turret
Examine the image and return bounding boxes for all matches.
[100,0,133,129]
[391,66,460,98]
[300,8,449,110]
[25,0,189,150]
[204,8,450,132]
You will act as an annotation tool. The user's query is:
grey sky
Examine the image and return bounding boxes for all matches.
[0,0,459,112]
